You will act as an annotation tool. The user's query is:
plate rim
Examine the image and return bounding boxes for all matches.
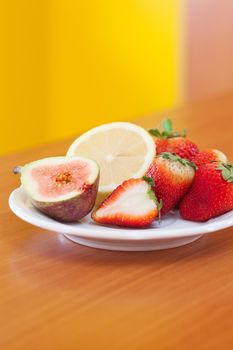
[9,187,233,241]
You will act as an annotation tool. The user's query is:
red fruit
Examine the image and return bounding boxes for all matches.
[155,137,199,161]
[149,119,199,161]
[146,152,196,215]
[193,149,227,168]
[179,162,233,222]
[92,178,161,228]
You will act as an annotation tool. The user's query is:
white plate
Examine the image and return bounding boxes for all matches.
[9,187,233,251]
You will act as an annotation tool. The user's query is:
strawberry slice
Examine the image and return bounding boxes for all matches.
[146,152,196,215]
[92,178,162,228]
[149,119,199,161]
[193,149,227,168]
[179,162,233,222]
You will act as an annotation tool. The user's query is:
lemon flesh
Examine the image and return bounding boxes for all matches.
[67,122,156,202]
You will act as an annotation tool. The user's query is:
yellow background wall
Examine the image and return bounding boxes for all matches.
[0,1,181,155]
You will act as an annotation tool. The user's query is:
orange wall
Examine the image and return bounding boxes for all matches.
[186,0,233,100]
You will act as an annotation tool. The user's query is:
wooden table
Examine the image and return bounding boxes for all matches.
[1,92,233,350]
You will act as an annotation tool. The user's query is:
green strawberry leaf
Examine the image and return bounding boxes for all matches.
[157,198,163,224]
[143,176,163,223]
[148,129,162,138]
[149,191,163,224]
[148,118,188,139]
[159,152,197,170]
[160,152,171,160]
[148,189,156,202]
[217,163,233,182]
[143,176,155,187]
[157,199,163,211]
[161,118,172,133]
[182,128,187,137]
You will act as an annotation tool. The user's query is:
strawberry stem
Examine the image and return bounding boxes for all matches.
[149,118,187,139]
[161,118,172,133]
[13,166,22,174]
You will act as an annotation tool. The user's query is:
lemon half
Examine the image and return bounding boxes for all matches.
[67,122,156,203]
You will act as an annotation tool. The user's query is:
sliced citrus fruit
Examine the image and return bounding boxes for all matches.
[67,122,156,203]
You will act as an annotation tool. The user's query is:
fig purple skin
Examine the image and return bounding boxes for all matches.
[18,156,100,223]
[31,177,99,222]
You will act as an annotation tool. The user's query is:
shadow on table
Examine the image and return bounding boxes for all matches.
[7,227,233,303]
[9,226,233,268]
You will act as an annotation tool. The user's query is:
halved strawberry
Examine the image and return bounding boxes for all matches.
[91,178,162,228]
[146,152,196,215]
[193,149,227,168]
[179,162,233,222]
[149,119,199,161]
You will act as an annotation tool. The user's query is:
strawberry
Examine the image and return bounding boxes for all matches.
[149,119,199,161]
[146,152,196,215]
[193,149,227,168]
[179,162,233,222]
[91,178,162,228]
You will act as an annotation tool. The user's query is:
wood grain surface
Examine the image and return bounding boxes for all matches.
[1,92,233,350]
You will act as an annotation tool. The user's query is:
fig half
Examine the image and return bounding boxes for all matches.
[17,156,99,222]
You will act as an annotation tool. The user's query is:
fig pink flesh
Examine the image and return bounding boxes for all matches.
[31,160,92,198]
